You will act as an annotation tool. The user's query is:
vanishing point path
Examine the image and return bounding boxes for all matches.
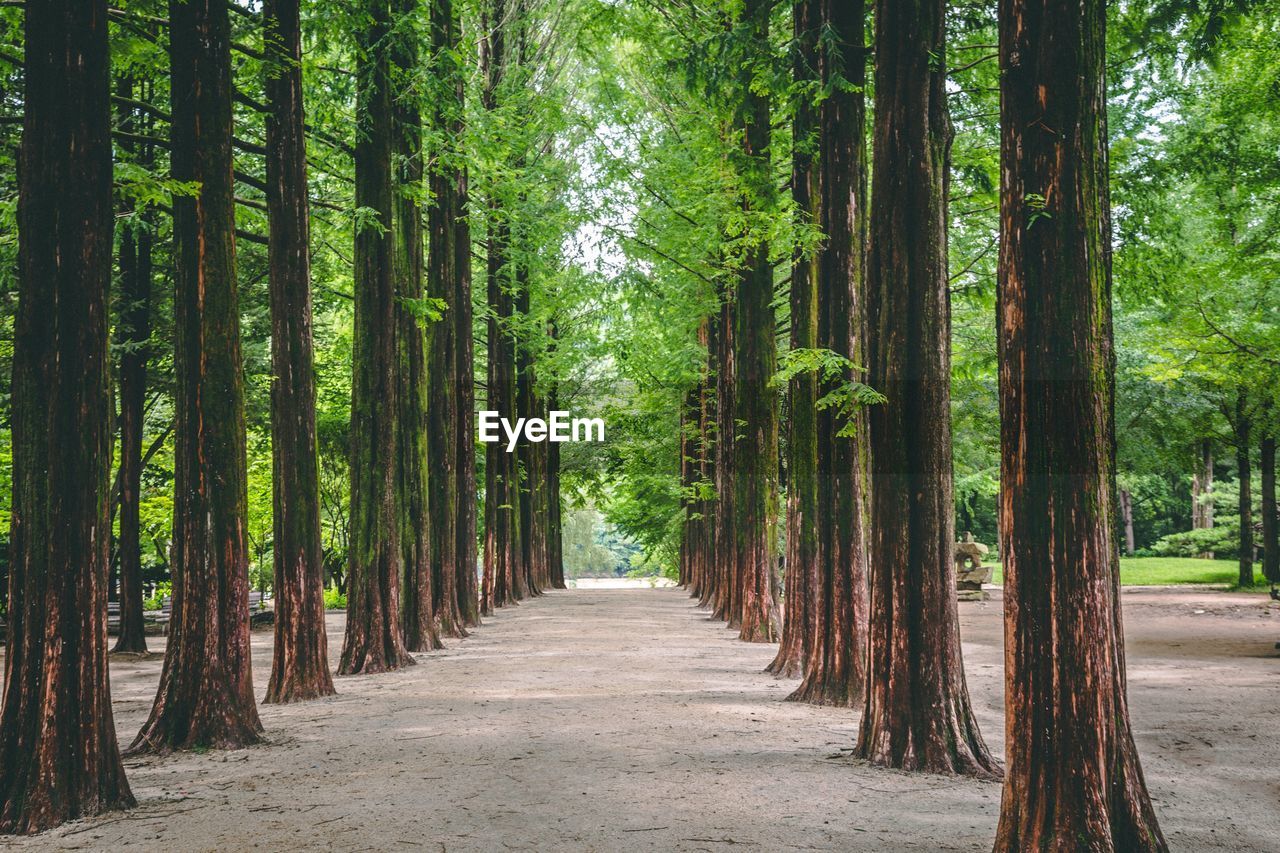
[8,587,1275,851]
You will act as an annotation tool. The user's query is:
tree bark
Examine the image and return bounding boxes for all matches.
[994,0,1168,846]
[427,0,467,638]
[132,0,264,752]
[1263,433,1278,584]
[0,0,136,831]
[1120,489,1137,556]
[262,0,336,703]
[790,0,869,706]
[768,0,819,678]
[856,0,996,776]
[1235,389,1253,587]
[112,73,152,656]
[480,0,524,613]
[340,0,415,674]
[392,0,443,654]
[731,0,781,644]
[1192,438,1213,531]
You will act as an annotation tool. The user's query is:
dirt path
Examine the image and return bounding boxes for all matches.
[7,587,1280,851]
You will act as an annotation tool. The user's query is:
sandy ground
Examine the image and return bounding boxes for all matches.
[4,586,1279,851]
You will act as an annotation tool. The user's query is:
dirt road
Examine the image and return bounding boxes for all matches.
[6,587,1278,851]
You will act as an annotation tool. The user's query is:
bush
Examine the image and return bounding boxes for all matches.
[143,581,173,612]
[1151,525,1238,559]
[323,587,347,610]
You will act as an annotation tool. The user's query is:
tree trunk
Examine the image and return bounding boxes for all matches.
[132,0,264,751]
[0,0,136,832]
[447,0,480,628]
[994,0,1168,846]
[515,265,545,598]
[1263,434,1279,584]
[547,376,566,589]
[856,0,996,776]
[340,0,415,674]
[790,0,870,706]
[731,0,781,644]
[710,295,736,623]
[480,0,524,613]
[1192,438,1213,531]
[112,73,152,656]
[1235,390,1254,586]
[1120,489,1137,556]
[427,0,467,638]
[392,0,442,654]
[767,0,819,678]
[262,0,336,703]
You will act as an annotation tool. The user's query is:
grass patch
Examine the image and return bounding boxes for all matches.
[987,557,1269,589]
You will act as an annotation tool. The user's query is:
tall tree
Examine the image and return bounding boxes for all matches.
[994,0,1168,846]
[731,0,781,644]
[768,0,820,678]
[427,0,468,638]
[0,0,135,832]
[132,0,263,751]
[1233,388,1254,586]
[855,0,997,775]
[790,0,870,706]
[1264,426,1279,585]
[262,0,336,703]
[392,0,442,654]
[112,74,153,656]
[340,0,415,674]
[480,0,525,612]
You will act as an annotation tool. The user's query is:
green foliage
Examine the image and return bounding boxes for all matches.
[143,582,173,612]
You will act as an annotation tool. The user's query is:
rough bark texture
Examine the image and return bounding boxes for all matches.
[392,0,442,654]
[132,0,264,752]
[0,0,136,831]
[856,0,996,776]
[1192,438,1214,531]
[427,0,467,638]
[515,271,547,598]
[1120,489,1136,556]
[768,0,819,679]
[480,0,524,614]
[993,0,1168,847]
[790,0,869,707]
[710,298,736,623]
[112,74,153,656]
[262,0,336,703]
[1234,390,1253,587]
[731,0,780,644]
[1263,433,1279,584]
[340,0,415,675]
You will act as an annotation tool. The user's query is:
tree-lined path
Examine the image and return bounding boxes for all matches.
[3,587,1276,851]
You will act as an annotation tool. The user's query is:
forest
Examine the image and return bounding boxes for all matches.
[1,0,1278,849]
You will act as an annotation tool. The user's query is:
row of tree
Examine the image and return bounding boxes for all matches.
[0,0,572,835]
[672,1,1166,848]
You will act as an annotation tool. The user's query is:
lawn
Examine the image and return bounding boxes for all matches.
[987,557,1268,589]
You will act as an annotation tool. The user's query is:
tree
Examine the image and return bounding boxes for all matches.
[427,0,469,637]
[262,0,336,703]
[392,0,442,654]
[768,0,820,679]
[855,0,997,775]
[790,0,870,707]
[730,0,780,644]
[480,0,525,612]
[1232,388,1254,585]
[112,73,154,656]
[131,0,263,751]
[340,0,415,674]
[0,0,136,832]
[993,0,1168,846]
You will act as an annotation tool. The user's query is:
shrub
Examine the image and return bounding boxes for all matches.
[322,587,347,610]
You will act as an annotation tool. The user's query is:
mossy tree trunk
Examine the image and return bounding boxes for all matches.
[768,0,819,677]
[731,0,781,645]
[340,0,415,675]
[392,0,442,654]
[112,73,153,656]
[132,0,264,752]
[994,0,1167,845]
[856,0,997,776]
[791,0,870,706]
[262,0,335,703]
[0,0,136,831]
